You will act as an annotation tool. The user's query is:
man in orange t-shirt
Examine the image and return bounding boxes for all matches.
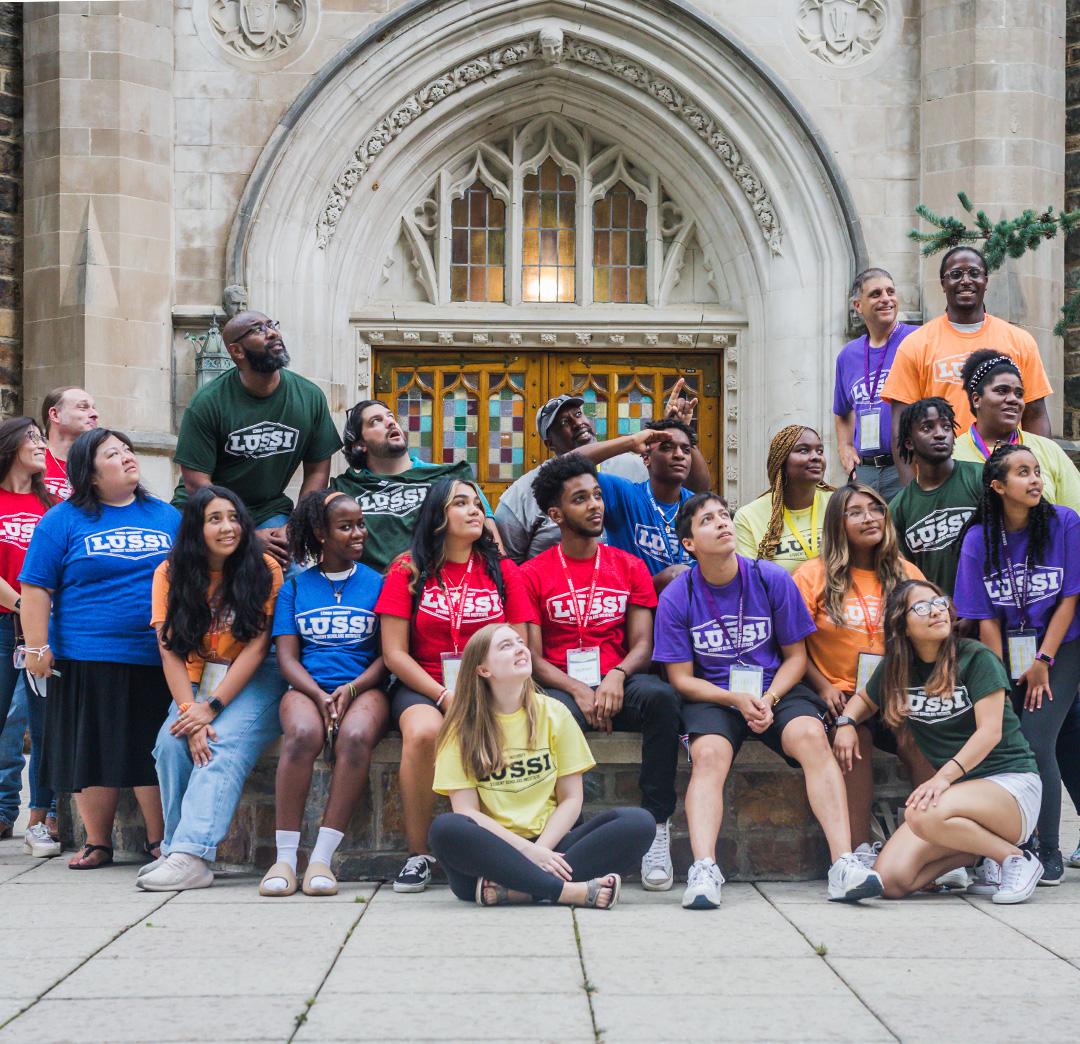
[881,246,1053,484]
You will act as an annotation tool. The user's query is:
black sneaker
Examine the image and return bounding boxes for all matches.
[1037,846,1064,886]
[393,854,435,893]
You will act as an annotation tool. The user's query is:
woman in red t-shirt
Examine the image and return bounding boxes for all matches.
[375,477,535,893]
[0,417,57,856]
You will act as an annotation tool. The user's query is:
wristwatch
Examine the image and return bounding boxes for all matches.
[834,715,857,728]
[13,597,20,613]
[765,689,781,707]
[207,695,225,716]
[1036,651,1055,667]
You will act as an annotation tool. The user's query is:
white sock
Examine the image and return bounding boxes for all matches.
[263,830,301,893]
[311,827,344,868]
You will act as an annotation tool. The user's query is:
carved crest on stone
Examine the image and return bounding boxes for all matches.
[209,0,306,60]
[796,0,886,66]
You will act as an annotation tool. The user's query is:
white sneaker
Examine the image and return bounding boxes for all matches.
[827,852,884,902]
[136,853,214,892]
[681,858,724,909]
[934,866,971,890]
[23,822,61,858]
[853,842,882,869]
[641,820,674,892]
[137,855,167,879]
[967,857,1002,895]
[992,851,1043,905]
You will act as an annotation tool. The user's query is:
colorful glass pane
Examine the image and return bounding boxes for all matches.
[593,181,647,304]
[616,377,655,435]
[572,375,608,441]
[396,371,434,462]
[523,158,576,302]
[450,181,505,303]
[442,376,479,466]
[487,374,526,482]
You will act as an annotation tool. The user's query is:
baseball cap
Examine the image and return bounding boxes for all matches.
[536,394,585,441]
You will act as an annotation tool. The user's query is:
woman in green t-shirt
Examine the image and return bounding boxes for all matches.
[429,623,654,908]
[833,579,1044,904]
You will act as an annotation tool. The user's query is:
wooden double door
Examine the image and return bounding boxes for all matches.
[373,348,722,505]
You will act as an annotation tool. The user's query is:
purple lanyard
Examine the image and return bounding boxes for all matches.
[863,329,892,404]
[999,530,1030,629]
[969,424,1020,460]
[696,557,747,663]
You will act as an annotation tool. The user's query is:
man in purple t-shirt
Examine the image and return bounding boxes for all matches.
[833,268,917,500]
[653,492,883,909]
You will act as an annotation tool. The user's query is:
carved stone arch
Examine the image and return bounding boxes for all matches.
[588,150,652,206]
[515,115,585,180]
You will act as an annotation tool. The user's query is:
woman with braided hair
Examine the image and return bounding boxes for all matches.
[954,445,1080,885]
[953,349,1080,512]
[734,425,834,574]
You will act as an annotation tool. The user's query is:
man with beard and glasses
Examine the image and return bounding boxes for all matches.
[330,399,497,573]
[172,312,341,566]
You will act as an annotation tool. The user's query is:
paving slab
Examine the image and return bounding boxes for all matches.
[323,954,584,995]
[339,917,581,959]
[166,877,378,905]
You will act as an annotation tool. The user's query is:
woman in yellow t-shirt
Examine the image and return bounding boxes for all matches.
[952,350,1080,513]
[734,425,834,574]
[793,484,932,864]
[430,623,654,908]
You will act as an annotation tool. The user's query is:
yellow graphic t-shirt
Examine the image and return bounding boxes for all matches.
[734,489,833,574]
[433,695,596,838]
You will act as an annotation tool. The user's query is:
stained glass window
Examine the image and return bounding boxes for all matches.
[396,371,434,463]
[593,181,647,304]
[522,158,576,303]
[487,373,526,482]
[450,182,505,303]
[571,374,608,441]
[442,372,479,466]
[616,374,655,434]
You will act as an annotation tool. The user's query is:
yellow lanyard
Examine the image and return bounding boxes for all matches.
[782,494,819,560]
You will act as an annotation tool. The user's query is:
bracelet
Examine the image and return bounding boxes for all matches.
[347,682,357,702]
[948,756,966,777]
[610,665,627,677]
[19,644,49,657]
[435,688,450,707]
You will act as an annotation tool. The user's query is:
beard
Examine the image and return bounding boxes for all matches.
[244,343,290,373]
[565,516,604,539]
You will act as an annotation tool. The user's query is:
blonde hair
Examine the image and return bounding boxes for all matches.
[756,425,833,560]
[437,623,541,782]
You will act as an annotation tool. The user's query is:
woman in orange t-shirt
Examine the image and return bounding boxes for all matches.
[793,483,931,861]
[142,485,284,892]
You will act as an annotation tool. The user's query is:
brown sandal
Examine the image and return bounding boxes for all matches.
[582,873,621,910]
[68,844,113,870]
[475,878,511,906]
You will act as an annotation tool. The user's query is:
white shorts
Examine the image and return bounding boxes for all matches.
[983,771,1043,845]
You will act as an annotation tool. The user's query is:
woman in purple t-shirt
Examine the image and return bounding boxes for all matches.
[954,445,1080,884]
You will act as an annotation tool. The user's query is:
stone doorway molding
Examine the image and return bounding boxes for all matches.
[226,0,864,494]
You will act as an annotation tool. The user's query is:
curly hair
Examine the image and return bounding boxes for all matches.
[819,483,908,629]
[341,399,392,470]
[0,418,54,510]
[960,349,1021,410]
[896,398,957,464]
[643,417,697,447]
[159,485,272,660]
[971,444,1054,582]
[288,489,358,564]
[531,453,599,515]
[756,425,833,560]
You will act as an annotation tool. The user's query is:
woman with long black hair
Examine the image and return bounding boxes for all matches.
[20,429,180,869]
[953,444,1080,885]
[375,477,535,892]
[140,485,284,891]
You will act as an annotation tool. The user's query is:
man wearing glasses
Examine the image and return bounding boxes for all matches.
[880,246,1052,486]
[172,311,342,565]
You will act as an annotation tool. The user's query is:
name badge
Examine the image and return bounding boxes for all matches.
[856,651,884,694]
[441,653,463,694]
[196,660,229,703]
[858,404,883,454]
[728,664,764,701]
[567,647,602,687]
[1006,628,1038,681]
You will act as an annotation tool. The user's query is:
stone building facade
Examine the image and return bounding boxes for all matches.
[16,0,1071,502]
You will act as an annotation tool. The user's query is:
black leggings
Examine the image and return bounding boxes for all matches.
[429,807,656,903]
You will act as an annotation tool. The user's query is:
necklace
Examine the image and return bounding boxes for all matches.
[320,564,356,604]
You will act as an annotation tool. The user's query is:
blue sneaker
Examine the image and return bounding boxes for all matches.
[1068,838,1080,869]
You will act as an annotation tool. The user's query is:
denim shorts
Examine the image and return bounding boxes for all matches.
[983,771,1043,845]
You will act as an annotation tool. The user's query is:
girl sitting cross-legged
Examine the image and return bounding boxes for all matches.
[428,623,655,909]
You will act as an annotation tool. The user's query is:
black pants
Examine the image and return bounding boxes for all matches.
[429,807,656,902]
[545,674,680,822]
[1055,688,1080,821]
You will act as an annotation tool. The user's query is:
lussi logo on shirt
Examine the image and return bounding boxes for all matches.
[932,352,976,385]
[691,616,772,657]
[358,484,428,517]
[906,685,973,723]
[296,606,377,645]
[548,588,629,624]
[224,422,299,459]
[906,508,974,552]
[985,565,1063,606]
[84,527,173,559]
[479,747,555,791]
[419,587,504,622]
[634,523,673,564]
[0,513,40,548]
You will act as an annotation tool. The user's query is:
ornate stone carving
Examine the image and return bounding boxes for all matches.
[677,334,694,346]
[315,29,783,254]
[540,333,557,345]
[507,332,523,346]
[608,333,625,345]
[645,334,660,346]
[209,0,306,61]
[725,375,737,391]
[796,0,886,67]
[712,333,729,347]
[221,284,248,317]
[472,332,490,345]
[437,330,454,345]
[726,433,739,450]
[575,332,592,346]
[726,466,738,482]
[367,331,385,344]
[403,330,421,343]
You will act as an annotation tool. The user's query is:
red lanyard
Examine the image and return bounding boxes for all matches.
[850,579,882,644]
[557,545,602,650]
[439,553,475,655]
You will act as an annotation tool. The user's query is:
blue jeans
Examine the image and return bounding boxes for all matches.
[261,512,303,579]
[154,661,284,861]
[0,680,26,824]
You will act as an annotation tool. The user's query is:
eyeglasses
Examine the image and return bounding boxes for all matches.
[944,267,986,282]
[24,429,45,446]
[907,596,951,617]
[843,504,886,522]
[238,319,280,339]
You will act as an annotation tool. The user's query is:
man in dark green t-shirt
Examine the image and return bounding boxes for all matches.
[330,399,493,573]
[172,311,342,564]
[889,397,982,595]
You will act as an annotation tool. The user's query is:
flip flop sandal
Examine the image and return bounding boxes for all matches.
[259,861,298,897]
[68,844,113,870]
[582,873,621,910]
[143,840,163,863]
[302,860,338,896]
[475,878,510,906]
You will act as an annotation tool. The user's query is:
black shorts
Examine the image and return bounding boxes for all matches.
[388,681,438,730]
[680,683,828,768]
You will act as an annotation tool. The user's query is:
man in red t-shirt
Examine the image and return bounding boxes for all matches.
[521,454,680,892]
[40,386,99,500]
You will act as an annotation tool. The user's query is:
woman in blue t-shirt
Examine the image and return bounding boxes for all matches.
[19,429,181,870]
[260,490,388,897]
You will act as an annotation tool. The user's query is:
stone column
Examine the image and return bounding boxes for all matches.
[920,0,1066,430]
[0,5,20,417]
[23,1,174,491]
